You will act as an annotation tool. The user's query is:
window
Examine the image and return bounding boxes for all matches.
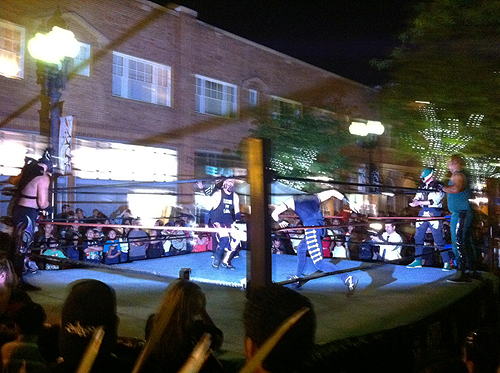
[0,19,25,79]
[195,75,237,118]
[249,89,257,107]
[73,42,90,76]
[271,96,302,119]
[112,51,171,106]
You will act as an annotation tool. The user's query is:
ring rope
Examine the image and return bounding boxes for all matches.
[36,220,243,234]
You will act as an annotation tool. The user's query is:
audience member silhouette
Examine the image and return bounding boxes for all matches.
[143,279,224,373]
[243,284,316,373]
[1,301,47,373]
[51,279,129,373]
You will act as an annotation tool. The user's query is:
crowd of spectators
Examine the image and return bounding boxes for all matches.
[270,206,492,272]
[19,200,494,273]
[30,205,214,270]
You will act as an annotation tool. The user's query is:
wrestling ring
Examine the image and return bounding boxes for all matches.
[1,142,499,373]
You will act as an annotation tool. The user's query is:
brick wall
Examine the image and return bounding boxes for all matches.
[1,0,379,205]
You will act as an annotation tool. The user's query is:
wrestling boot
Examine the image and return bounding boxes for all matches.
[212,255,220,269]
[406,259,422,268]
[345,275,358,296]
[221,251,236,269]
[447,264,471,284]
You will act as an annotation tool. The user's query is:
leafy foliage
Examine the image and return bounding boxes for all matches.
[251,114,354,191]
[375,0,500,163]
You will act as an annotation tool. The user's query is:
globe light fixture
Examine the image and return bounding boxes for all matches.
[366,120,385,135]
[349,121,368,136]
[28,26,79,64]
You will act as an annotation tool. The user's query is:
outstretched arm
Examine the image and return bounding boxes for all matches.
[316,189,359,213]
[316,189,345,203]
[271,197,294,228]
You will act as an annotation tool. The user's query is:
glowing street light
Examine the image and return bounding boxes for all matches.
[349,120,385,136]
[28,26,79,65]
[349,120,385,192]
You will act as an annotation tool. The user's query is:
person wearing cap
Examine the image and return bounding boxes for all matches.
[7,149,52,290]
[407,167,451,270]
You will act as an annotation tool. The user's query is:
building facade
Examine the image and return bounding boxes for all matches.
[1,0,389,220]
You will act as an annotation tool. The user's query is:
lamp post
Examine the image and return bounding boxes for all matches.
[28,11,79,213]
[349,120,385,193]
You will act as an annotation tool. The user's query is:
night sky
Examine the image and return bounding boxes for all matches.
[152,0,417,87]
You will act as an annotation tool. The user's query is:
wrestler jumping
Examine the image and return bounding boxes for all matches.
[271,189,359,295]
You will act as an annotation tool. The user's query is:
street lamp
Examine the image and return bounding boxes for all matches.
[349,120,385,192]
[28,11,79,172]
[27,11,79,216]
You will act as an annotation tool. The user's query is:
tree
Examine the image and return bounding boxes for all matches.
[251,113,354,191]
[375,0,500,173]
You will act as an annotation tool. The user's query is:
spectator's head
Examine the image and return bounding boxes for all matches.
[43,223,54,236]
[0,259,16,288]
[85,228,94,240]
[67,210,75,218]
[384,222,397,235]
[150,279,207,360]
[174,219,185,227]
[107,229,117,240]
[92,209,100,218]
[75,208,84,218]
[15,301,46,336]
[62,204,70,213]
[59,280,118,364]
[335,238,345,246]
[47,237,59,250]
[243,285,316,373]
[71,234,80,246]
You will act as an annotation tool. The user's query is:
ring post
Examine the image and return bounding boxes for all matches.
[247,137,272,288]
